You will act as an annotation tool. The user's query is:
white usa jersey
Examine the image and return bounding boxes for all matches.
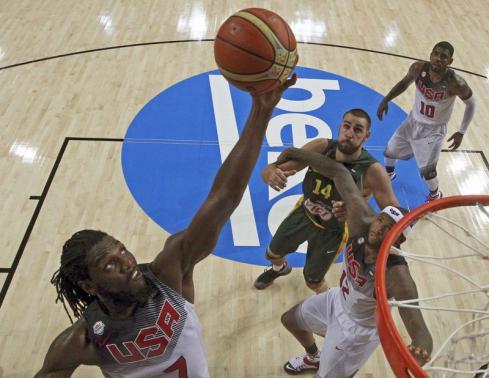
[412,62,456,125]
[338,236,407,327]
[84,264,209,378]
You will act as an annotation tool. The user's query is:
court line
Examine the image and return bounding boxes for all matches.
[0,137,123,308]
[299,42,487,79]
[441,149,489,171]
[0,40,486,78]
[1,142,488,308]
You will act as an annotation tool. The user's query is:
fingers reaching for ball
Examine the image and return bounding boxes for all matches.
[252,72,298,110]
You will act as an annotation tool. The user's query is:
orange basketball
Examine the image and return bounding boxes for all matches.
[214,8,298,94]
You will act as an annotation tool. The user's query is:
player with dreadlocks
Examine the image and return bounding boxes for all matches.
[51,230,109,321]
[35,74,297,377]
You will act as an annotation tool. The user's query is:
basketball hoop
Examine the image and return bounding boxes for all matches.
[375,195,489,377]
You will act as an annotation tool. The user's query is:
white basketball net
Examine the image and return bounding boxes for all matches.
[388,203,489,377]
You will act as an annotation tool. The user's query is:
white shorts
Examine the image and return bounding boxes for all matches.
[296,287,379,378]
[384,112,447,171]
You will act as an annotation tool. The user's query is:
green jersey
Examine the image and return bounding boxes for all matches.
[301,140,377,232]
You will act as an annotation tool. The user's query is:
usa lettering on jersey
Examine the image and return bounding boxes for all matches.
[416,79,445,101]
[345,242,367,287]
[106,300,182,364]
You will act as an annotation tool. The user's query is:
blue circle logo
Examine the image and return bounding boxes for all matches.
[122,66,424,267]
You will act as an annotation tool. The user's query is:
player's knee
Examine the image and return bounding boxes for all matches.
[280,310,291,327]
[281,308,297,329]
[383,148,394,158]
[281,303,305,330]
[420,165,437,180]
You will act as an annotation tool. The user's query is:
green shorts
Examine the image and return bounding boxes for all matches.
[268,204,347,283]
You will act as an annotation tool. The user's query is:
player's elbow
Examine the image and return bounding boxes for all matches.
[330,166,351,184]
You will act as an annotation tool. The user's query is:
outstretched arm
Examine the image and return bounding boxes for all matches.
[386,264,433,366]
[276,147,374,236]
[377,61,423,120]
[173,76,297,269]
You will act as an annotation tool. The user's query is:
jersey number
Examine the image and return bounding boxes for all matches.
[420,101,435,118]
[312,179,332,199]
[164,356,188,378]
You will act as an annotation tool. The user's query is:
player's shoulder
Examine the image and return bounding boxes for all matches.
[412,60,426,69]
[363,162,389,183]
[54,317,90,349]
[448,71,470,92]
[409,61,426,75]
[44,317,99,367]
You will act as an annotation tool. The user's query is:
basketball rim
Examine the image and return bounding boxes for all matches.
[375,194,489,378]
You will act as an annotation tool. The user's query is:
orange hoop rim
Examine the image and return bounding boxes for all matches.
[375,194,489,378]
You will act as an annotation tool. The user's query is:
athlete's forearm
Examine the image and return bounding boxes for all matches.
[399,307,433,354]
[283,147,346,178]
[182,76,297,264]
[382,80,411,103]
[388,266,433,355]
[209,102,273,208]
[459,95,476,134]
[282,148,360,200]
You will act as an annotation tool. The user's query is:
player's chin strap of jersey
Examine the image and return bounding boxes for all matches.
[365,206,412,279]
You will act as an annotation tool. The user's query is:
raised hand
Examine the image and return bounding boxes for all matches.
[331,200,347,223]
[266,166,297,191]
[252,73,298,111]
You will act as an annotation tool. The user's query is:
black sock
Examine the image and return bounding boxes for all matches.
[385,166,395,173]
[305,343,318,355]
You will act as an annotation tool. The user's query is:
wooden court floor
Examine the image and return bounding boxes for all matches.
[0,1,488,377]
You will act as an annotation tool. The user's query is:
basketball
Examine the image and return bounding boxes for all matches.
[214,8,298,94]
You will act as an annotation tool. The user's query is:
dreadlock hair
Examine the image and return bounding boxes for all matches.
[51,229,107,323]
